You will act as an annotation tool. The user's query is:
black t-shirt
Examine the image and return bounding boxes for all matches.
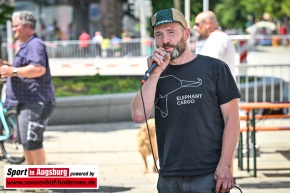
[155,54,241,176]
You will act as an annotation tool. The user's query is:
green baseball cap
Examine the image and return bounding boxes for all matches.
[151,8,188,29]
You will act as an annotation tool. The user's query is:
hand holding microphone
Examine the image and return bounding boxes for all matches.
[142,50,168,84]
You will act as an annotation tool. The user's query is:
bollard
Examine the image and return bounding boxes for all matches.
[239,40,248,64]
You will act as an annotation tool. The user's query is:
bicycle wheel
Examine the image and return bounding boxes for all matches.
[0,109,25,164]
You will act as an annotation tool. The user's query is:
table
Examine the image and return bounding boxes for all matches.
[238,102,290,177]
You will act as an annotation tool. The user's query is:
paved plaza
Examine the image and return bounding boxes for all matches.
[0,119,290,193]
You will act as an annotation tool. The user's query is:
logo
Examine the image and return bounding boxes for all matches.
[4,165,99,189]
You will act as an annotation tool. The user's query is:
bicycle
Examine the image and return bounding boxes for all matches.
[0,80,25,164]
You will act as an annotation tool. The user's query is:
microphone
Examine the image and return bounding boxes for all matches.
[141,51,167,84]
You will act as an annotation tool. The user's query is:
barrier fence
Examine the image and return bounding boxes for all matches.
[1,35,290,103]
[1,35,290,60]
[236,64,290,103]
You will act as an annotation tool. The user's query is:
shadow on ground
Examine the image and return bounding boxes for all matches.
[278,149,290,161]
[46,122,141,133]
[240,181,290,189]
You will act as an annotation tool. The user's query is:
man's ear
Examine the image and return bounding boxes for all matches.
[185,28,191,40]
[23,23,30,28]
[205,21,211,29]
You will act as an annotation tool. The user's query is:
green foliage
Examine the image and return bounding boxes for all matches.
[52,75,141,97]
[215,0,290,30]
[151,1,174,14]
[281,0,290,17]
[0,3,14,25]
[214,1,245,29]
[152,0,289,31]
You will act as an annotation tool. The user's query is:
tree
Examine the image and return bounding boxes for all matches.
[152,0,289,32]
[0,3,14,25]
[151,1,174,14]
[281,0,290,18]
[152,0,203,27]
[214,0,246,29]
[216,0,290,30]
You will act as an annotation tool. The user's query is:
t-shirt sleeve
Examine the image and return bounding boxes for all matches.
[216,61,241,105]
[27,40,47,67]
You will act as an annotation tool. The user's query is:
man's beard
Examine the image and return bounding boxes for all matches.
[162,36,186,60]
[197,34,206,41]
[196,29,207,41]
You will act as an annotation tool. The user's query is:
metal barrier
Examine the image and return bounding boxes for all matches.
[236,64,290,102]
[45,39,154,58]
[1,35,290,60]
[1,38,155,59]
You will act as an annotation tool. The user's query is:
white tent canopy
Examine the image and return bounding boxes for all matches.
[246,21,276,34]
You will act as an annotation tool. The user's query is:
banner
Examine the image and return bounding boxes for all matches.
[4,165,99,189]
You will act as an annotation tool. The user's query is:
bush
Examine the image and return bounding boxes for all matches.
[53,75,142,97]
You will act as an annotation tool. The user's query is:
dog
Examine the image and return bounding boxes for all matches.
[136,118,158,173]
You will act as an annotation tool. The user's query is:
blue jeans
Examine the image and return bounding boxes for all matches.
[157,173,216,193]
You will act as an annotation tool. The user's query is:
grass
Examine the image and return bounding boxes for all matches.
[53,75,142,97]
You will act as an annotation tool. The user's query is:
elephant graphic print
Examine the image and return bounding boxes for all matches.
[155,75,202,118]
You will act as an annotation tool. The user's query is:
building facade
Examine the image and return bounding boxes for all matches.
[12,0,124,40]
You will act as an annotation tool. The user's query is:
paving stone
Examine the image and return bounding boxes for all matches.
[1,121,290,193]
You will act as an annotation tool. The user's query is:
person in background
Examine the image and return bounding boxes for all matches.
[194,11,236,80]
[194,11,239,184]
[121,30,132,56]
[130,8,240,193]
[78,30,91,57]
[121,29,132,39]
[110,34,121,57]
[46,22,55,41]
[0,11,55,193]
[279,24,288,46]
[92,31,103,57]
[193,37,207,55]
[101,35,111,57]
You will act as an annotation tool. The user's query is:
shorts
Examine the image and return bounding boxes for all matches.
[157,173,216,193]
[17,102,55,150]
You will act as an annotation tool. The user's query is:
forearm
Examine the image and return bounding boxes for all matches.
[1,64,45,78]
[214,117,239,193]
[219,118,240,168]
[218,98,240,168]
[130,74,159,123]
[16,64,46,78]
